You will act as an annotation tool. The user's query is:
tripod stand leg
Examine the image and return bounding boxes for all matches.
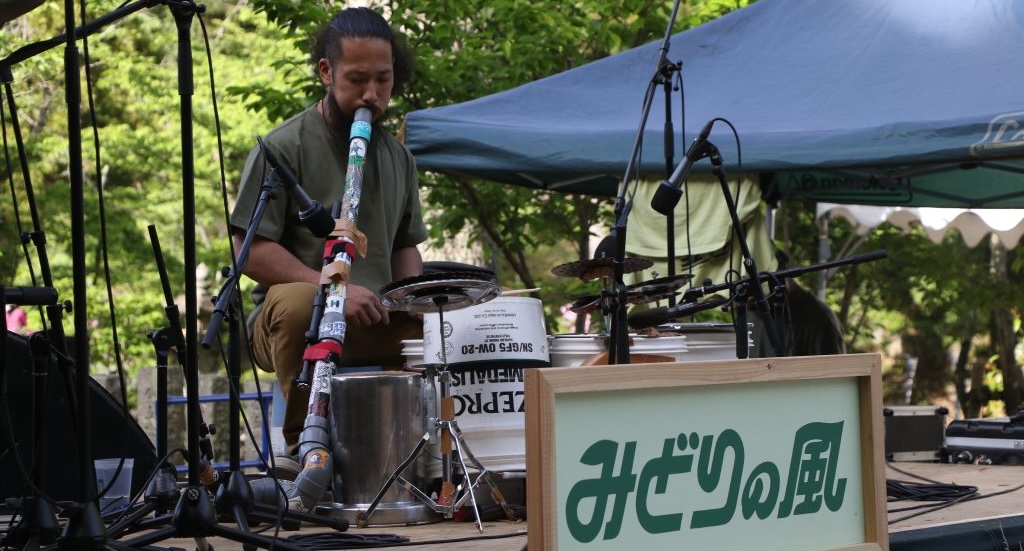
[6,496,60,550]
[446,422,485,533]
[357,431,434,526]
[446,420,521,523]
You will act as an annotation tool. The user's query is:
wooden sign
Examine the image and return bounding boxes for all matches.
[525,354,887,551]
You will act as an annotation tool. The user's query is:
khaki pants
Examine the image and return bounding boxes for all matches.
[251,282,422,452]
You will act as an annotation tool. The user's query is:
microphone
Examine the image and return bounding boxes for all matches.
[651,119,716,216]
[3,286,58,306]
[627,296,727,328]
[256,137,335,238]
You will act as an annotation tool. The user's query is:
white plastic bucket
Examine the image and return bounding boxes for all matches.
[658,322,753,362]
[547,334,689,367]
[422,297,550,368]
[400,339,425,369]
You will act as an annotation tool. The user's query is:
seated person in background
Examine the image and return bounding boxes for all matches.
[750,250,846,357]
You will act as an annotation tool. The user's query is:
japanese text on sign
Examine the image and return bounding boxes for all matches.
[565,422,847,543]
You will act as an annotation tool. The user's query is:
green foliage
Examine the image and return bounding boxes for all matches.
[1,0,293,375]
[777,201,1024,413]
[12,0,1016,417]
[2,0,762,375]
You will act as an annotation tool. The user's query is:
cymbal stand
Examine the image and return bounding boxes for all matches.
[360,294,514,532]
[103,329,181,537]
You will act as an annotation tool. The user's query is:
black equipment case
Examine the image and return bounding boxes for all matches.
[944,414,1024,465]
[883,405,948,461]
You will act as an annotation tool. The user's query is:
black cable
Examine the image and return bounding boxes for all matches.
[77,0,138,506]
[887,478,979,504]
[286,533,409,549]
[884,460,1024,525]
[287,528,528,549]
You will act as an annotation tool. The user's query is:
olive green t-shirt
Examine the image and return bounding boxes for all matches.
[231,106,428,313]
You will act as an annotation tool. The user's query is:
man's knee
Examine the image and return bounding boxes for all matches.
[263,282,317,329]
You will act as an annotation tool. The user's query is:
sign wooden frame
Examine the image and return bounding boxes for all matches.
[525,353,887,551]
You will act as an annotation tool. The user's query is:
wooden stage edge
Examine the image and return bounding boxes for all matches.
[2,462,1020,550]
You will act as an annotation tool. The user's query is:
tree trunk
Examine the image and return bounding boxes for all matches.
[899,326,950,403]
[989,238,1022,414]
[953,331,988,418]
[992,307,1022,413]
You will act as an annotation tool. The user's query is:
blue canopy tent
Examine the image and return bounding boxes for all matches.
[404,0,1024,208]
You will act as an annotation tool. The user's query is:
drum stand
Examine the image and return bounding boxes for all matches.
[360,275,517,531]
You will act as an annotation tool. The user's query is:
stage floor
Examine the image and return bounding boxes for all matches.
[4,462,1021,550]
[886,462,1024,533]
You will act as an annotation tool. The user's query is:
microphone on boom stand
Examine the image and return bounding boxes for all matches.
[257,136,336,239]
[651,119,716,216]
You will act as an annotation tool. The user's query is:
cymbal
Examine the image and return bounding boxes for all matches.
[625,274,694,301]
[380,271,501,313]
[569,274,694,313]
[551,257,653,280]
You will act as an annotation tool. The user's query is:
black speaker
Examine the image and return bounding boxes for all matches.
[0,330,158,507]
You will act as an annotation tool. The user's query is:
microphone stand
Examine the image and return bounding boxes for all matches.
[199,168,347,534]
[658,60,681,308]
[1,4,164,550]
[647,251,889,334]
[609,0,685,364]
[2,60,75,551]
[117,4,314,550]
[703,143,782,357]
[106,225,220,539]
[0,0,161,407]
[63,0,106,542]
[0,290,62,551]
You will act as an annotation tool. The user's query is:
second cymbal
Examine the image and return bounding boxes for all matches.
[625,274,694,300]
[568,274,694,313]
[551,257,653,280]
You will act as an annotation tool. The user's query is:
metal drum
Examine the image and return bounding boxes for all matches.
[320,372,440,526]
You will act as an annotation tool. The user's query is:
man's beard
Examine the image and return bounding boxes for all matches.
[323,94,355,136]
